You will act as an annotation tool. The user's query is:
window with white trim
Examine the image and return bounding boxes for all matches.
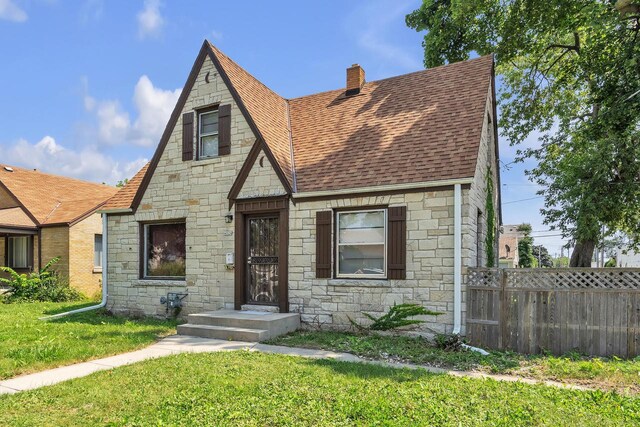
[94,234,103,269]
[198,109,218,159]
[143,222,186,278]
[336,209,386,278]
[7,236,31,269]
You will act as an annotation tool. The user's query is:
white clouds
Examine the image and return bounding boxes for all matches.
[83,75,181,147]
[131,75,181,146]
[349,0,422,71]
[0,136,147,184]
[0,0,27,22]
[96,101,131,144]
[137,0,164,39]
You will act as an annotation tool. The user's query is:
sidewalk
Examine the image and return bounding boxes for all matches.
[0,335,592,395]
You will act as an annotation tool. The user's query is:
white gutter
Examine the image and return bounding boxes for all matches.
[450,183,490,356]
[40,213,109,320]
[291,178,474,199]
[452,184,462,335]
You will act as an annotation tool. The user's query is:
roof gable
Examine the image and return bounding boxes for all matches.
[0,165,117,225]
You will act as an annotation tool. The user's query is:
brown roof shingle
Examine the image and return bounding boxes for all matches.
[0,207,36,229]
[289,55,493,192]
[0,165,118,225]
[116,43,494,210]
[101,163,149,211]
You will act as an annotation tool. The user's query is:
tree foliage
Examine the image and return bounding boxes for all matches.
[517,224,535,268]
[485,167,496,267]
[532,244,554,268]
[407,1,640,266]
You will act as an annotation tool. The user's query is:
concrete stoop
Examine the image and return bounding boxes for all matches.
[177,310,300,342]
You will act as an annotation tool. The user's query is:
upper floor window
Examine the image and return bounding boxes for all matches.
[336,209,386,278]
[198,109,218,159]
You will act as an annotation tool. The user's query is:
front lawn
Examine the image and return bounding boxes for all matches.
[0,352,638,426]
[0,302,176,379]
[268,330,640,394]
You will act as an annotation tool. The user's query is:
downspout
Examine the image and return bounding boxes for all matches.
[40,213,109,320]
[452,184,462,335]
[452,183,489,355]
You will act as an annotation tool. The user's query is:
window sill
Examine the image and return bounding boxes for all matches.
[191,157,222,167]
[327,279,390,288]
[133,279,187,287]
[93,267,102,274]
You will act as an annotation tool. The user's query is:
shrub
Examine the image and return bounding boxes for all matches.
[351,303,442,331]
[433,333,465,352]
[0,257,83,303]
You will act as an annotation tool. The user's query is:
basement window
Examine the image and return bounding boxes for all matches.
[336,209,386,278]
[198,109,219,159]
[143,222,186,278]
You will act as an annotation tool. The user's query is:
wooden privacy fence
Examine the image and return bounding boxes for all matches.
[466,268,640,357]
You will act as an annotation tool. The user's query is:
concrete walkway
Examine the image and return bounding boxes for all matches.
[0,335,592,395]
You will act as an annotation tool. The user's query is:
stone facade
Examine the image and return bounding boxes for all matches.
[105,54,499,335]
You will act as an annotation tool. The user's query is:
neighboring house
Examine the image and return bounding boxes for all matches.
[101,41,500,334]
[498,224,523,268]
[616,246,640,267]
[0,165,118,296]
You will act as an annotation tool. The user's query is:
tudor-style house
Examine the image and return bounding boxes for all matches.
[101,41,500,338]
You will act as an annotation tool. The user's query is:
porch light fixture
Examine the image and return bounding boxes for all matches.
[224,212,233,223]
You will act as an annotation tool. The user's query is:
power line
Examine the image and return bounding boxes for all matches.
[502,196,544,205]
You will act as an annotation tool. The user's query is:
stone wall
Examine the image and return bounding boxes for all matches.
[68,213,103,297]
[106,55,264,317]
[288,190,471,334]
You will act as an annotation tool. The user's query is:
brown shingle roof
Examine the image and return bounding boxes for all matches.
[118,43,494,210]
[0,207,36,229]
[0,165,118,225]
[101,163,149,211]
[289,55,493,192]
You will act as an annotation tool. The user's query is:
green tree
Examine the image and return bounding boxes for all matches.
[517,223,535,267]
[407,1,640,266]
[116,178,129,188]
[532,244,553,268]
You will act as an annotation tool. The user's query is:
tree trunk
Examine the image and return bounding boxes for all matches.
[569,240,596,267]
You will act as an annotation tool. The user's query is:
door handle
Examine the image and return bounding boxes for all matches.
[247,257,252,265]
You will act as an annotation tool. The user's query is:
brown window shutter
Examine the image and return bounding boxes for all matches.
[316,211,332,278]
[387,206,406,279]
[182,112,194,161]
[218,104,231,156]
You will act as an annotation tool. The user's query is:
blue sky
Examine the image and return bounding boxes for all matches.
[0,0,567,253]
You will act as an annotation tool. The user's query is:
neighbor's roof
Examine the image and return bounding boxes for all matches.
[107,42,494,211]
[101,163,149,211]
[0,165,118,226]
[0,207,36,229]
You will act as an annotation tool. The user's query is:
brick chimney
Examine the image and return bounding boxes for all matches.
[346,64,365,95]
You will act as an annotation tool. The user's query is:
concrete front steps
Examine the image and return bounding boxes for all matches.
[177,310,300,342]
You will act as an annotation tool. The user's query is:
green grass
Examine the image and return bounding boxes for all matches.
[0,352,638,426]
[268,331,640,394]
[0,301,176,379]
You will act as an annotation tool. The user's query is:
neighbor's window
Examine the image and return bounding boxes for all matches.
[144,222,186,278]
[94,234,103,269]
[8,236,31,269]
[198,109,218,159]
[336,209,386,278]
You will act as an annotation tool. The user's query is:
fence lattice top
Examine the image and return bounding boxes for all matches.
[467,268,640,290]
